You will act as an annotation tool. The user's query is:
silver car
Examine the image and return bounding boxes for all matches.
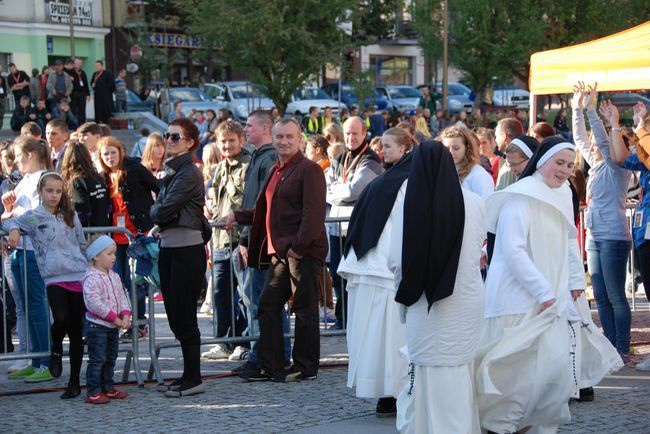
[203,81,276,122]
[375,85,421,115]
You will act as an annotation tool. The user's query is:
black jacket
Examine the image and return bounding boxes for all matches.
[105,157,159,233]
[150,152,205,233]
[71,173,111,227]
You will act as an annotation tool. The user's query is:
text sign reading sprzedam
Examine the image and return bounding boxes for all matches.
[147,33,202,49]
[48,1,93,27]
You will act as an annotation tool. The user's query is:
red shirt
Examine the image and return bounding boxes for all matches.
[264,153,300,255]
[111,191,137,245]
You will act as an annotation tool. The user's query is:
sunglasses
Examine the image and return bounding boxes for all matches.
[163,132,189,143]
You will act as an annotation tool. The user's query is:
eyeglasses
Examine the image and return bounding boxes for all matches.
[505,158,527,168]
[163,132,189,143]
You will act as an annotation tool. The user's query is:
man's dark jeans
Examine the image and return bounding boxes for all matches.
[258,255,322,376]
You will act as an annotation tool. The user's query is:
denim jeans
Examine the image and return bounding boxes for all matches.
[5,254,26,353]
[233,260,290,366]
[586,237,631,354]
[11,249,49,367]
[212,259,247,349]
[85,321,119,395]
[114,244,146,322]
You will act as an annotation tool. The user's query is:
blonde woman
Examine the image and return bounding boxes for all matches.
[440,126,494,200]
[201,141,221,185]
[323,123,345,160]
[140,132,166,179]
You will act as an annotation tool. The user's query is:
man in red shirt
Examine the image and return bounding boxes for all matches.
[224,118,328,382]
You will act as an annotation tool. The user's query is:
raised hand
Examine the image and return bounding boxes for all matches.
[599,100,619,128]
[584,82,598,110]
[633,102,648,129]
[571,81,585,109]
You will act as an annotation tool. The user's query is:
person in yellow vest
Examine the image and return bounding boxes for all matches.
[323,106,339,126]
[301,106,324,135]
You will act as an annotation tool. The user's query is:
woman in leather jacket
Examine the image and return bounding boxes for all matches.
[151,118,208,397]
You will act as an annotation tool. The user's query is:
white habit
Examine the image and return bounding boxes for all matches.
[396,188,486,434]
[337,180,408,398]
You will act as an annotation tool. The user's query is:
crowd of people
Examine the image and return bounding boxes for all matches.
[0,76,647,433]
[2,58,120,134]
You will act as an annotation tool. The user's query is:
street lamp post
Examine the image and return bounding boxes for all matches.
[442,0,448,113]
[69,0,75,57]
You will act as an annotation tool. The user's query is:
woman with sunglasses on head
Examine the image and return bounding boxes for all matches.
[98,136,159,342]
[151,118,210,397]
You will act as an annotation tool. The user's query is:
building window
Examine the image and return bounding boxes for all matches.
[370,55,413,86]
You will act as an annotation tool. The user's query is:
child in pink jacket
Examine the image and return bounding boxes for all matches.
[83,235,131,404]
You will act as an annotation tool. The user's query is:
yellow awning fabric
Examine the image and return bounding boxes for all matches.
[529,21,650,95]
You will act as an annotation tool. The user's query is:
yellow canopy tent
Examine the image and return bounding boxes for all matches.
[528,21,650,125]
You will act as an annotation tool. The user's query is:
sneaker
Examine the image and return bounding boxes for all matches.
[8,365,35,379]
[7,361,30,374]
[104,388,129,399]
[163,382,206,398]
[238,366,271,382]
[376,397,397,418]
[120,327,147,343]
[157,378,184,393]
[272,365,317,383]
[137,327,148,340]
[24,365,54,383]
[153,292,164,302]
[228,346,249,361]
[636,356,650,371]
[85,392,110,404]
[201,344,232,360]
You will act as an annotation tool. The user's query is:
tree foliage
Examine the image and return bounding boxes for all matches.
[409,0,443,82]
[178,0,354,112]
[352,0,404,43]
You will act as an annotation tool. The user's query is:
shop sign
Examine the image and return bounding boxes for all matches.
[47,1,93,27]
[147,33,201,49]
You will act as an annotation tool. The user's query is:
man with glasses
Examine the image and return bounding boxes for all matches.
[495,117,525,190]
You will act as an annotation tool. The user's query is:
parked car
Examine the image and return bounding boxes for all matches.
[321,82,390,111]
[160,87,227,119]
[285,87,343,117]
[418,82,474,113]
[491,86,530,108]
[608,92,650,108]
[203,81,275,122]
[125,90,154,113]
[375,85,421,115]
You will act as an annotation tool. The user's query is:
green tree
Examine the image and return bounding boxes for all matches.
[178,0,355,113]
[409,0,443,84]
[349,69,375,109]
[352,0,404,43]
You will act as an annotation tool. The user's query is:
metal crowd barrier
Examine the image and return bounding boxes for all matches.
[147,217,350,385]
[0,226,146,386]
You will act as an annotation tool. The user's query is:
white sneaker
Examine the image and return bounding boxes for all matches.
[228,345,249,361]
[7,360,29,373]
[636,356,650,371]
[201,344,232,360]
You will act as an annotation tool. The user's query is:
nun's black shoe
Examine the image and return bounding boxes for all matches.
[376,397,397,418]
[60,382,81,399]
[577,387,594,402]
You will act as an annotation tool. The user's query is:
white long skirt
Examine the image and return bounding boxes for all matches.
[396,362,480,434]
[346,279,408,398]
[475,304,572,434]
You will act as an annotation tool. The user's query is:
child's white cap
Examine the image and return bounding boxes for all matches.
[86,235,116,261]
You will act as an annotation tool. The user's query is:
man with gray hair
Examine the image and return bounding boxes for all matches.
[326,116,383,328]
[224,117,328,382]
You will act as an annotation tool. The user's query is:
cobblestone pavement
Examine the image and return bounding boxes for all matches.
[0,297,649,433]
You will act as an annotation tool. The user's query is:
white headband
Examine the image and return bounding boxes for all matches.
[536,142,575,169]
[510,138,533,158]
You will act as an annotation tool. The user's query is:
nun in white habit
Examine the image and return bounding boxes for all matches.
[395,140,486,434]
[337,127,414,416]
[476,137,623,434]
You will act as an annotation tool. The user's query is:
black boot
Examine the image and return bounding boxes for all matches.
[577,387,594,402]
[60,381,81,399]
[376,397,397,418]
[50,351,63,378]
